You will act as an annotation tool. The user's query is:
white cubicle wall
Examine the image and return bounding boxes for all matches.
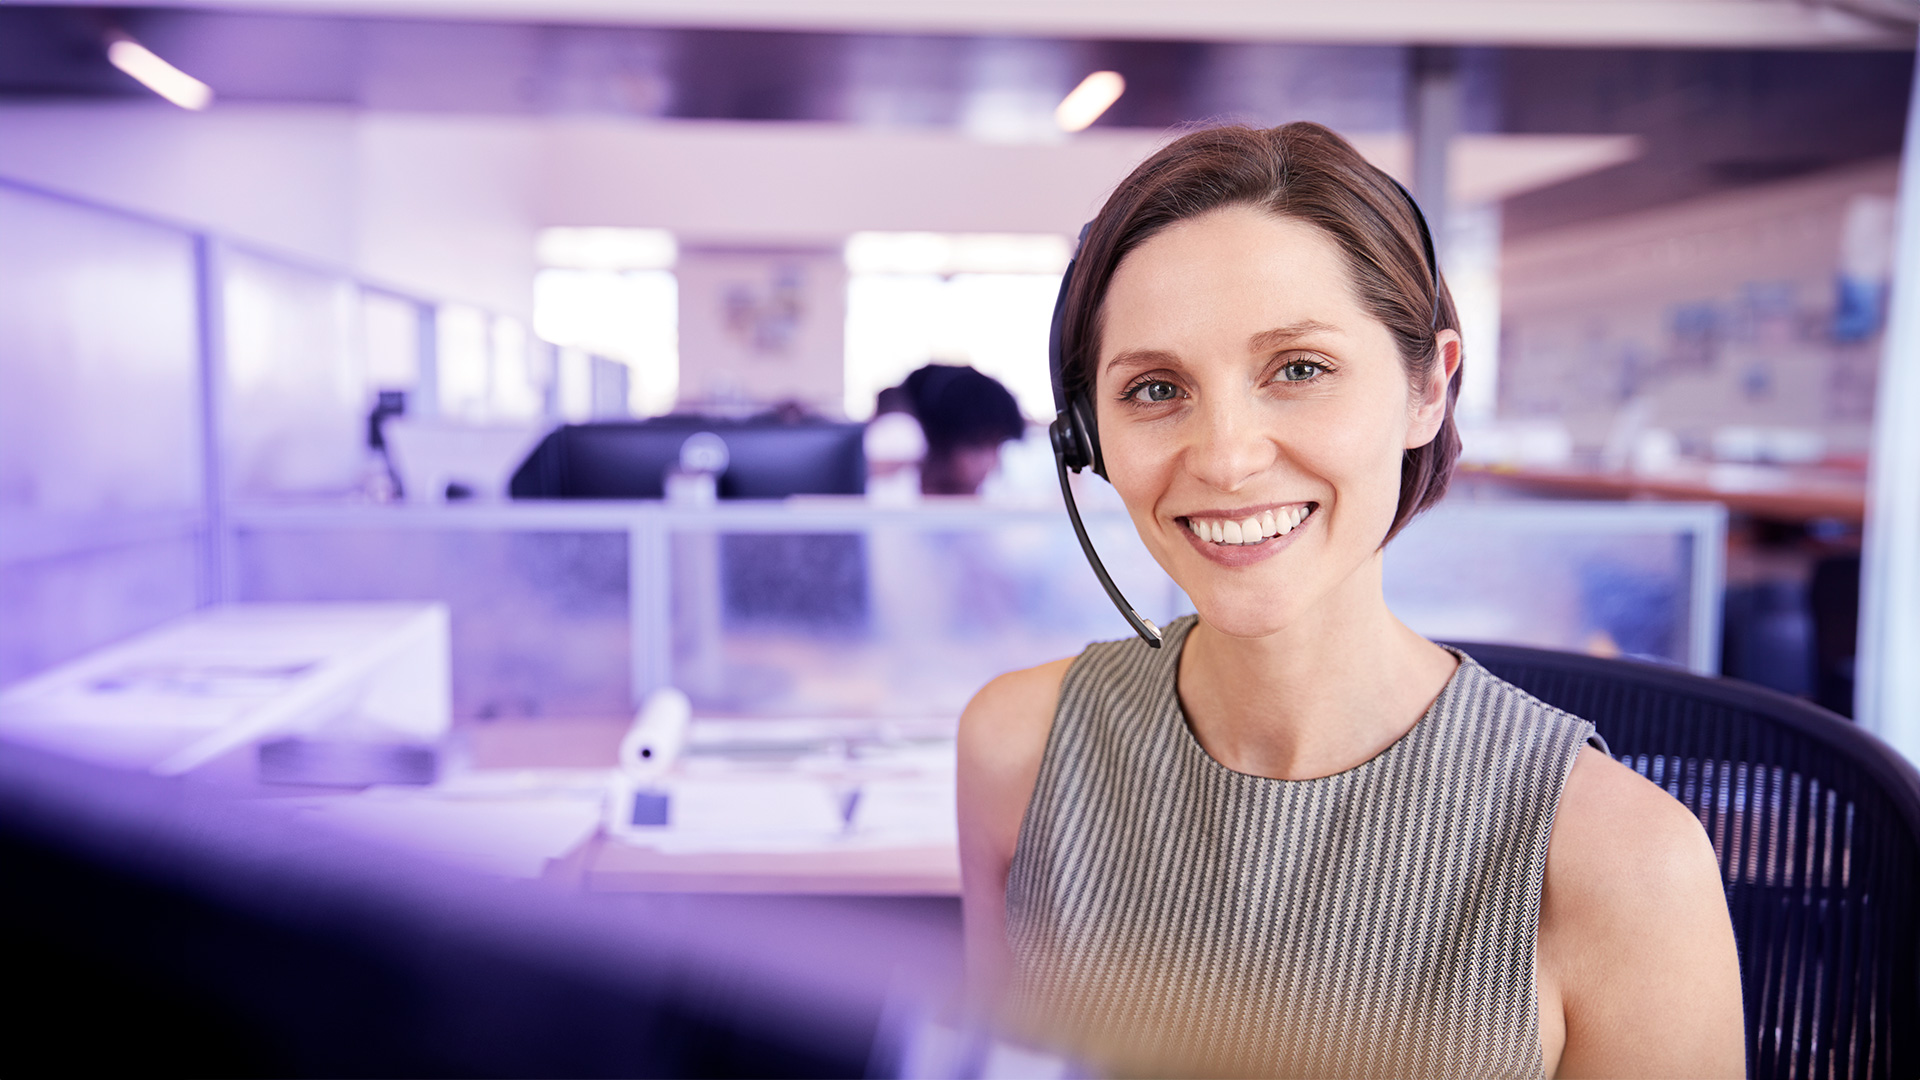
[232,498,1724,723]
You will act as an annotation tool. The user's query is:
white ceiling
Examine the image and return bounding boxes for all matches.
[40,0,1913,48]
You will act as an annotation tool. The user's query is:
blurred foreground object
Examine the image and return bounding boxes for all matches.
[0,738,962,1077]
[0,604,449,779]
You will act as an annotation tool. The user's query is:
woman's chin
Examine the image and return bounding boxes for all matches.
[1185,592,1302,641]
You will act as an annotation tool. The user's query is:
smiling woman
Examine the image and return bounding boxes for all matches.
[958,124,1745,1078]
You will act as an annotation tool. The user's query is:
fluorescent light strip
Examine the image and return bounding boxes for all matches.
[107,35,213,111]
[1055,71,1125,134]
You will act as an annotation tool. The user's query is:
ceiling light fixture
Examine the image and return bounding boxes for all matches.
[1055,71,1125,133]
[106,31,213,111]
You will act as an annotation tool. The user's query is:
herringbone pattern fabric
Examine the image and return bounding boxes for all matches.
[1005,617,1597,1078]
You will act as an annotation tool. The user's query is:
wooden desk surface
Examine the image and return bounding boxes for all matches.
[1456,463,1867,523]
[581,836,961,895]
[469,717,962,896]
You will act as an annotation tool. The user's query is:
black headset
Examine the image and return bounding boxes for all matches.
[1047,181,1441,648]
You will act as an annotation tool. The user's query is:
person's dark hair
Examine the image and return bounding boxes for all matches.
[903,364,1026,452]
[1060,122,1462,543]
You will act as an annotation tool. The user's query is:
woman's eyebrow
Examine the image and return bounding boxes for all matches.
[1103,348,1181,375]
[1248,321,1341,351]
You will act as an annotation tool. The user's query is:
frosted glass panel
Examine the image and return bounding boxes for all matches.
[1385,504,1712,669]
[235,527,630,720]
[0,186,200,514]
[223,250,366,497]
[226,499,1716,724]
[0,185,206,688]
[0,538,201,688]
[669,514,1188,717]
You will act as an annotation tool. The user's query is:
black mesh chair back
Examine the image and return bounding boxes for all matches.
[1455,643,1920,1080]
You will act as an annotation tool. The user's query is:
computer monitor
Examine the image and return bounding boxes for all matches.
[510,418,867,500]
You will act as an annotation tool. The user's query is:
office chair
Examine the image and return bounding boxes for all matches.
[1456,642,1920,1080]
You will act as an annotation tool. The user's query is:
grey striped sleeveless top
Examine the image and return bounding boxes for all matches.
[1005,616,1602,1078]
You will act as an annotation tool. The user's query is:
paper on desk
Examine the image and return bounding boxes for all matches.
[616,774,957,854]
[284,769,609,878]
[851,776,958,846]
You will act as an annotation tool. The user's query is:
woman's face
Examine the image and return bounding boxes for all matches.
[1094,205,1457,639]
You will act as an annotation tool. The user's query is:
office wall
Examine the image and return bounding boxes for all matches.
[1501,160,1899,457]
[0,102,359,268]
[0,103,536,317]
[537,117,1168,242]
[0,102,1170,322]
[352,113,541,318]
[675,245,848,414]
[0,184,206,685]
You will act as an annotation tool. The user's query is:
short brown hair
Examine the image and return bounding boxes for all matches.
[1060,122,1462,543]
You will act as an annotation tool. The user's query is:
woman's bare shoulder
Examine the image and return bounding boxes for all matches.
[957,657,1075,800]
[956,658,1075,994]
[1541,746,1745,1077]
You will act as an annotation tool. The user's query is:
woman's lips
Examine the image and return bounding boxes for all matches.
[1176,503,1316,566]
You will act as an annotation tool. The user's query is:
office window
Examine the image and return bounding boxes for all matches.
[843,232,1071,421]
[532,227,679,418]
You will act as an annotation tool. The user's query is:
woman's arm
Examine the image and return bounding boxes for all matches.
[1538,747,1746,1078]
[956,658,1072,1007]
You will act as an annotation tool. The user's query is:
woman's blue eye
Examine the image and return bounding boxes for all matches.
[1278,361,1322,382]
[1133,380,1179,402]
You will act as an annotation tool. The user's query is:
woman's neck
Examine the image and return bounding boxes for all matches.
[1176,555,1458,781]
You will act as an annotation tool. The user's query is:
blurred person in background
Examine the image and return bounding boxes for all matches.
[878,363,1027,495]
[957,123,1744,1077]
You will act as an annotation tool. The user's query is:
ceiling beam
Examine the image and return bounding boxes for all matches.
[51,0,1913,49]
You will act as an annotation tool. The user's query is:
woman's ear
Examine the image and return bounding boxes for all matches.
[1406,329,1462,449]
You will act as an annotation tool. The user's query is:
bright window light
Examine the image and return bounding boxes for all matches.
[845,271,1062,423]
[490,316,544,421]
[844,232,1071,421]
[106,33,213,111]
[845,232,1072,276]
[436,305,492,421]
[537,227,677,271]
[533,268,679,417]
[1055,71,1124,133]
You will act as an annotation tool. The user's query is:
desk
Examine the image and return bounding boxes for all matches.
[467,717,962,896]
[579,838,959,895]
[1458,463,1868,523]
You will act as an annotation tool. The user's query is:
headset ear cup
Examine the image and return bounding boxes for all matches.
[1050,411,1089,473]
[1071,395,1106,480]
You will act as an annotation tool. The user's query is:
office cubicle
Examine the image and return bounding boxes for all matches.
[231,497,1725,723]
[0,172,1726,725]
[0,176,530,695]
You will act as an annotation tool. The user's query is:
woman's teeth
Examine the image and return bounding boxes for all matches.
[1186,505,1311,546]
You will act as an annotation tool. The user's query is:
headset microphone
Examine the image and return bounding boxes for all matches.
[1048,227,1164,648]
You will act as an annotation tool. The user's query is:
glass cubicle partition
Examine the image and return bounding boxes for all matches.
[232,498,1723,723]
[0,184,207,686]
[1388,502,1723,674]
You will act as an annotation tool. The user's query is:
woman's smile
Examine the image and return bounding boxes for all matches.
[1175,502,1318,566]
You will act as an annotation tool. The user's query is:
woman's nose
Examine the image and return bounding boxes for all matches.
[1186,396,1277,493]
